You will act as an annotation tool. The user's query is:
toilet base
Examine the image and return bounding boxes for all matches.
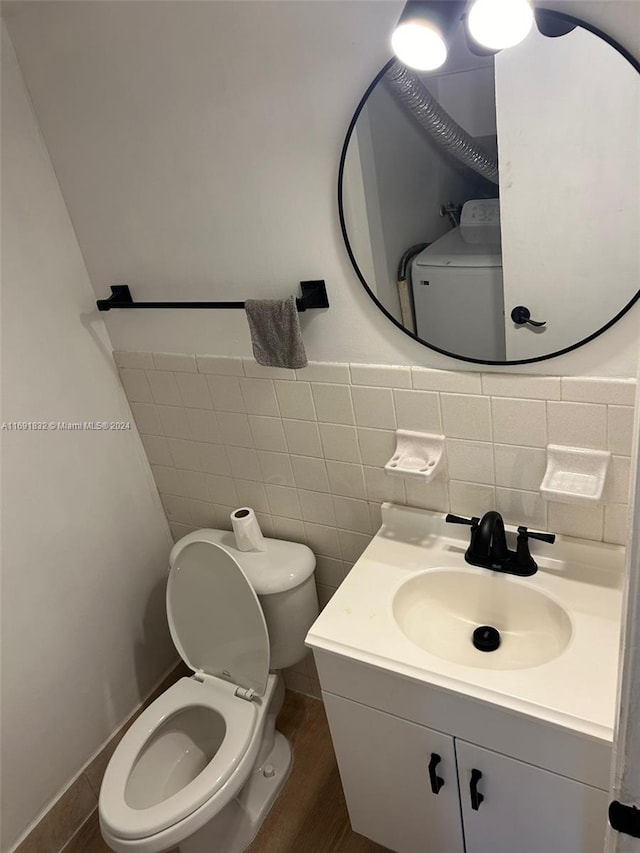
[179,731,292,853]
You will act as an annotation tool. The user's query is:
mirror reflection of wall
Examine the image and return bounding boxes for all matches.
[341,16,640,365]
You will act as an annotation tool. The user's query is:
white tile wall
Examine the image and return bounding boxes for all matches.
[117,352,637,696]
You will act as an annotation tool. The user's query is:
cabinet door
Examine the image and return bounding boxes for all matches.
[323,692,465,853]
[456,739,608,853]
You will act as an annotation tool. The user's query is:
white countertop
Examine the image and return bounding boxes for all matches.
[307,504,625,742]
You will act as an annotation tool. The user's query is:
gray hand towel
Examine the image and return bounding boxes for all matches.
[245,296,308,369]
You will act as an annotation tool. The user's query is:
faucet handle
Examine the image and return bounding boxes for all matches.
[517,526,556,544]
[446,513,480,528]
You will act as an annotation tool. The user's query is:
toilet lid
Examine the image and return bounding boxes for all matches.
[167,539,269,696]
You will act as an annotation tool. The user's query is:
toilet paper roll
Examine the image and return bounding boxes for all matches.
[231,507,266,552]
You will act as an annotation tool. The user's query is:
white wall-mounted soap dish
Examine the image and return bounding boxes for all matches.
[384,430,445,481]
[540,444,611,505]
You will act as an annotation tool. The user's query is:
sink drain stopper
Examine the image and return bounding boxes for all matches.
[473,625,501,652]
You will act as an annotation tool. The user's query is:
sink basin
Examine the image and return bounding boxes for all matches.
[393,568,572,670]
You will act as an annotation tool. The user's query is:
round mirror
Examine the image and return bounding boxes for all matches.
[339,11,640,365]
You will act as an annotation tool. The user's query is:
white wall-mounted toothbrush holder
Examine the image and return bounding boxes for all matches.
[384,430,445,482]
[540,444,611,505]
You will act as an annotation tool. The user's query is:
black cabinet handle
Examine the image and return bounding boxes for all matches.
[511,305,546,327]
[428,753,444,794]
[470,769,484,810]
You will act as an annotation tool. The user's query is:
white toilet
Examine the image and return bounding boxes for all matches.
[99,528,318,853]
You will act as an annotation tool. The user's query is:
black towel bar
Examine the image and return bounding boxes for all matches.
[96,281,329,312]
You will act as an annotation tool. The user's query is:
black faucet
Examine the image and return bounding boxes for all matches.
[445,511,555,576]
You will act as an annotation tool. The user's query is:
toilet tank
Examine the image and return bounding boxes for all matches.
[257,574,319,669]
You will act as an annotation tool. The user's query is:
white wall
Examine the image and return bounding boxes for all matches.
[0,25,176,852]
[4,0,640,377]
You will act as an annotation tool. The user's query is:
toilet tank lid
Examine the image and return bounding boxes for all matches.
[169,529,316,595]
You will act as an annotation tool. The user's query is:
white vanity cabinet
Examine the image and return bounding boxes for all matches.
[323,691,608,853]
[323,693,465,853]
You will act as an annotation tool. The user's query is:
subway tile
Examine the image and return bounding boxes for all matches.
[491,398,547,447]
[257,451,295,486]
[113,350,155,370]
[197,443,231,476]
[186,409,222,444]
[496,488,547,529]
[152,465,184,496]
[147,371,182,406]
[205,375,246,412]
[404,478,449,512]
[235,479,269,513]
[314,556,345,587]
[319,423,361,463]
[608,406,634,455]
[412,367,482,394]
[562,377,636,406]
[265,484,302,519]
[282,419,323,457]
[351,386,396,429]
[547,401,607,450]
[350,364,411,388]
[130,402,162,435]
[441,394,492,441]
[338,529,372,562]
[196,355,245,375]
[211,506,235,531]
[295,361,351,383]
[175,373,213,409]
[291,455,330,492]
[448,481,496,517]
[170,521,197,540]
[139,433,173,466]
[393,390,441,432]
[604,504,629,545]
[180,470,210,502]
[274,381,316,420]
[303,522,341,558]
[332,496,372,534]
[357,428,396,467]
[271,516,307,543]
[248,415,288,452]
[217,412,254,448]
[119,368,153,403]
[157,405,191,439]
[369,501,383,532]
[494,444,547,492]
[311,383,355,425]
[604,456,632,504]
[207,474,240,506]
[226,446,261,480]
[161,494,194,524]
[316,585,337,611]
[326,461,366,499]
[243,359,296,380]
[254,512,274,538]
[153,352,197,372]
[446,439,494,484]
[283,669,312,693]
[298,490,336,526]
[185,499,218,528]
[363,466,406,504]
[482,374,561,400]
[547,502,603,542]
[240,378,280,416]
[168,438,202,471]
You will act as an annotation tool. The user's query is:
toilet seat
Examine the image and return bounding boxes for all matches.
[99,676,258,841]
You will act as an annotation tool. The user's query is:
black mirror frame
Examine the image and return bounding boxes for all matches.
[337,9,640,366]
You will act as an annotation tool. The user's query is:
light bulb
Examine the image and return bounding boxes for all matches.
[391,21,448,71]
[467,0,533,50]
